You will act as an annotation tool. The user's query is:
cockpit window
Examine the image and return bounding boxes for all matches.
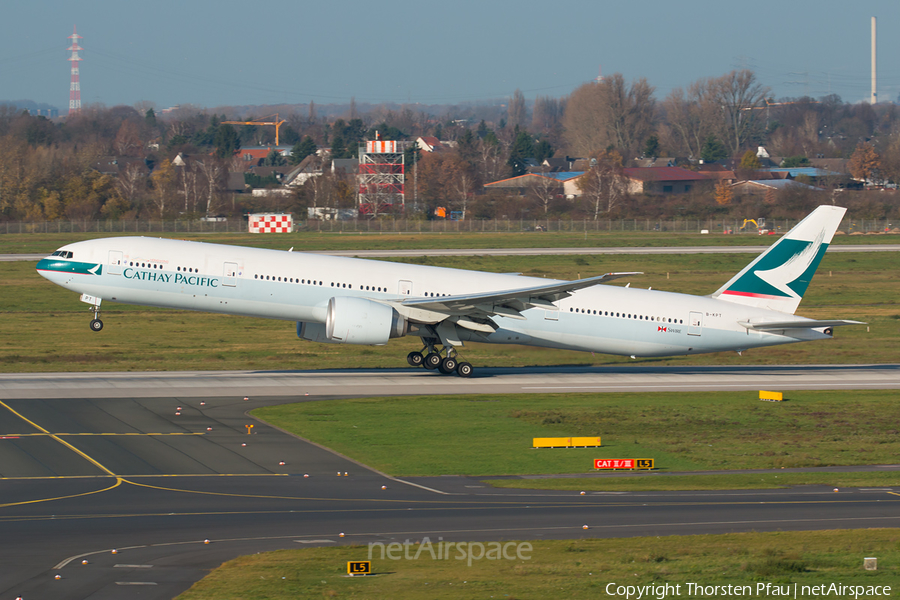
[51,250,74,259]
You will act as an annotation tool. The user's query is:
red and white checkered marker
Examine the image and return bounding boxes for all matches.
[249,213,292,233]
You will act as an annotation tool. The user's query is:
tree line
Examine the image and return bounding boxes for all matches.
[1,69,899,223]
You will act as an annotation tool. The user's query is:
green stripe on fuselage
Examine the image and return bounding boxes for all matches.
[36,258,102,276]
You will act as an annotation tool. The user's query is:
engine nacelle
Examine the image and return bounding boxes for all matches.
[324,296,407,345]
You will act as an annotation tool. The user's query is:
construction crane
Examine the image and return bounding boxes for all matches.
[221,114,287,146]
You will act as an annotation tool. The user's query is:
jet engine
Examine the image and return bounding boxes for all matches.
[321,296,407,345]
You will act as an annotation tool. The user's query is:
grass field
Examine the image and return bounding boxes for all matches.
[252,390,900,485]
[176,529,900,600]
[2,228,900,255]
[3,251,898,373]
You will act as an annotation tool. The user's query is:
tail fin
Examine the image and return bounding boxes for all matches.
[711,205,845,314]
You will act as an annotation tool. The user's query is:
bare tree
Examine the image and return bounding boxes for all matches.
[577,151,627,219]
[115,163,146,206]
[478,135,506,183]
[660,80,717,158]
[507,89,527,129]
[113,121,143,156]
[563,74,655,158]
[194,158,225,215]
[709,70,769,156]
[527,174,561,214]
[149,159,176,218]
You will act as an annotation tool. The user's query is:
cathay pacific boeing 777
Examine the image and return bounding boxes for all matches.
[36,205,861,377]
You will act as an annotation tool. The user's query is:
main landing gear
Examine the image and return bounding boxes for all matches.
[89,305,103,332]
[406,343,473,378]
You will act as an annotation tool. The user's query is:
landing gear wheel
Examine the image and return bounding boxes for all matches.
[407,351,424,367]
[457,362,473,378]
[439,356,458,375]
[424,352,442,370]
[89,319,103,332]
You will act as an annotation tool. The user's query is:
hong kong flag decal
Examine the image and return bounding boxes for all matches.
[658,326,667,332]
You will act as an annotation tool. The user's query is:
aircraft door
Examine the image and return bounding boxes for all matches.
[223,262,238,287]
[108,250,123,275]
[398,280,412,296]
[688,311,702,336]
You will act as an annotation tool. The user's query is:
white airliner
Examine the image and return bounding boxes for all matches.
[36,205,860,377]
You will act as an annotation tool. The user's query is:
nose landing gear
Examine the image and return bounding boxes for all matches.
[89,304,103,332]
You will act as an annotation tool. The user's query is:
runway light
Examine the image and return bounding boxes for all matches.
[583,525,589,530]
[175,412,181,416]
[241,443,247,447]
[200,401,205,406]
[305,392,309,396]
[204,539,210,545]
[337,472,341,476]
[54,574,61,580]
[244,397,249,401]
[339,532,345,537]
[207,427,212,431]
[343,472,348,476]
[279,461,286,466]
[381,485,386,490]
[580,491,585,495]
[834,488,839,492]
[111,549,117,554]
[81,559,88,565]
[304,473,309,478]
[177,406,182,411]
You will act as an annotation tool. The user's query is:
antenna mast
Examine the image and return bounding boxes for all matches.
[67,25,83,115]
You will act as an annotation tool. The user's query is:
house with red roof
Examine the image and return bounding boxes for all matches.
[621,166,717,194]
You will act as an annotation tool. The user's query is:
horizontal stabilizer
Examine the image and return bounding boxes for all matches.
[739,319,864,331]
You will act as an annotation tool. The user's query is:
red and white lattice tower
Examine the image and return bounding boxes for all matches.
[358,134,407,216]
[67,25,83,116]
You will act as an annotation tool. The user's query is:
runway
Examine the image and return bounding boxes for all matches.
[2,363,899,400]
[3,243,900,262]
[1,365,899,598]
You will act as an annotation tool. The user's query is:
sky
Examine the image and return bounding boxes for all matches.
[2,0,900,112]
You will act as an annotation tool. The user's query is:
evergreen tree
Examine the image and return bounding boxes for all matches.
[330,135,349,160]
[214,124,241,159]
[507,128,535,176]
[262,149,287,167]
[290,136,317,165]
[700,135,727,163]
[534,139,553,164]
[145,108,157,129]
[643,135,659,158]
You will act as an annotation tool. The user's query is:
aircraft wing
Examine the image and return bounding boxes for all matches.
[738,319,864,331]
[398,272,640,324]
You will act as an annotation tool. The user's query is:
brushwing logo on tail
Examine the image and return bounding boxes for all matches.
[722,233,827,300]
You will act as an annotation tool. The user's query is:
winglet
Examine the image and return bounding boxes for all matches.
[711,205,845,314]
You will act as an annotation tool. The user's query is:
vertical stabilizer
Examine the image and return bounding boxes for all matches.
[711,205,846,314]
